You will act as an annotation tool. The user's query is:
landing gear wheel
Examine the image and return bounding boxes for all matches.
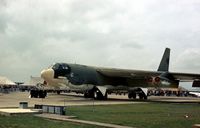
[104,92,108,100]
[94,90,102,100]
[30,90,47,98]
[139,93,147,100]
[84,88,107,100]
[93,89,106,100]
[144,95,147,100]
[139,93,144,99]
[84,92,89,98]
[128,93,133,99]
[57,91,61,95]
[30,90,39,98]
[84,90,95,98]
[132,92,136,99]
[128,92,136,99]
[39,90,47,98]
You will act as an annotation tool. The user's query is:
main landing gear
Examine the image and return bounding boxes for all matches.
[30,90,47,98]
[128,88,147,100]
[84,88,107,100]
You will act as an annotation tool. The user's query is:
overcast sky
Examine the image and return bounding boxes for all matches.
[0,0,200,82]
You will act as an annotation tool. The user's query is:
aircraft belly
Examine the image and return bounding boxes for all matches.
[67,83,94,90]
[53,78,95,90]
[127,79,149,87]
[47,78,68,88]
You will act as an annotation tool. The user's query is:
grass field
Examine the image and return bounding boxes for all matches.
[0,103,199,128]
[66,103,200,128]
[0,114,102,128]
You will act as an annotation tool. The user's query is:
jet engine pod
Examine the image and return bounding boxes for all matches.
[154,77,160,83]
[146,76,160,84]
[146,77,153,83]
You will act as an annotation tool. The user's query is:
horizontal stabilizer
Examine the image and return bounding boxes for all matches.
[192,80,200,87]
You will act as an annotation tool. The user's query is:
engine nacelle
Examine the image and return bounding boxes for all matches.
[154,77,160,83]
[146,76,161,85]
[146,74,178,88]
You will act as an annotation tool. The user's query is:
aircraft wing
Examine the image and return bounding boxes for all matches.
[97,68,200,81]
[96,68,162,78]
[170,72,200,81]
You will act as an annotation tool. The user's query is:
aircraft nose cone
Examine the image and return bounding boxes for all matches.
[41,69,54,80]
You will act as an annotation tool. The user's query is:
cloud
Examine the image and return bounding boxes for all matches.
[0,0,200,81]
[0,0,7,33]
[0,0,7,7]
[173,48,200,73]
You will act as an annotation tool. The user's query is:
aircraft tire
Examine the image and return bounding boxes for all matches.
[94,90,104,100]
[128,92,136,99]
[139,93,148,100]
[104,92,108,100]
[35,91,39,98]
[57,91,61,95]
[132,92,136,99]
[30,90,39,98]
[84,92,90,98]
[139,93,144,100]
[44,90,47,97]
[128,93,133,99]
[144,95,147,100]
[84,92,89,98]
[30,90,34,98]
[38,90,46,98]
[84,89,95,98]
[94,90,99,99]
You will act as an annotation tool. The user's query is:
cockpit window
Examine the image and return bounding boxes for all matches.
[52,63,71,75]
[52,63,62,70]
[62,64,69,69]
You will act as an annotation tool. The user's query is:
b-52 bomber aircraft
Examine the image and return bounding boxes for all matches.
[39,48,200,100]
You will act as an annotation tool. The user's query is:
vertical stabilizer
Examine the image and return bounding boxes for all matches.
[157,48,170,71]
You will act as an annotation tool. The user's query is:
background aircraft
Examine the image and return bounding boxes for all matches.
[39,48,200,100]
[179,81,200,97]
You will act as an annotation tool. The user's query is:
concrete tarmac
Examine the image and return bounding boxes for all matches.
[0,92,142,108]
[0,92,199,108]
[0,108,42,116]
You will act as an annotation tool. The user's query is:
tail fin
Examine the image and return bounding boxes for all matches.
[157,48,170,72]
